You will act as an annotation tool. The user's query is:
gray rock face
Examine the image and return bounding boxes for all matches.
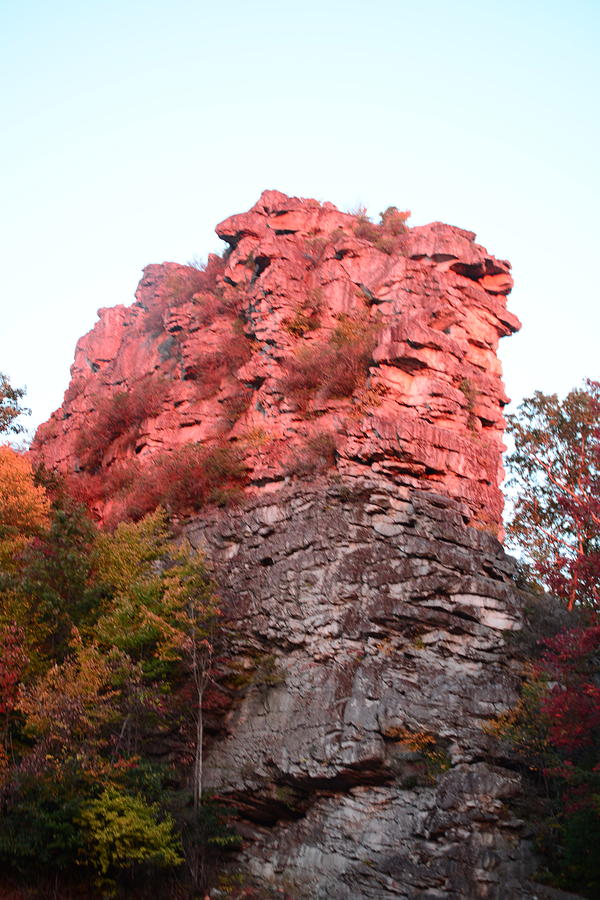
[185,480,556,898]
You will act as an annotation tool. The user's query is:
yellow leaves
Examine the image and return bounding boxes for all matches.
[93,507,170,595]
[16,632,123,753]
[78,788,183,883]
[0,445,49,568]
[92,511,219,684]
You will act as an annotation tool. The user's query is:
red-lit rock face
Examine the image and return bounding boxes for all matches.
[32,190,519,531]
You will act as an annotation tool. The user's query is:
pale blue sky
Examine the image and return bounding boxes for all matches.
[1,0,598,437]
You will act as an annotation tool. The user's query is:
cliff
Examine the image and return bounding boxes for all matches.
[31,193,554,898]
[32,190,518,534]
[190,482,546,899]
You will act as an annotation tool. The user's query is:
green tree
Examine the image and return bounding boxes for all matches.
[94,512,221,806]
[16,632,138,776]
[17,496,100,660]
[0,499,231,895]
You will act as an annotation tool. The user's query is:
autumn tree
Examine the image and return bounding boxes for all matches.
[0,447,49,571]
[92,510,226,890]
[506,380,599,609]
[0,475,236,894]
[93,510,221,805]
[499,379,600,895]
[77,788,182,894]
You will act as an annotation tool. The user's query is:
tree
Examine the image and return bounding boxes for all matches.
[0,498,233,895]
[0,447,49,571]
[506,380,599,609]
[0,372,29,435]
[491,622,600,897]
[77,787,182,894]
[159,549,220,810]
[17,496,100,660]
[92,510,225,890]
[499,379,600,895]
[94,513,220,806]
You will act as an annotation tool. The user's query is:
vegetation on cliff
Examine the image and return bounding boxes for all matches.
[31,191,519,534]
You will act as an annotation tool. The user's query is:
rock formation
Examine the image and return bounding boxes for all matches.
[32,190,518,534]
[31,192,559,898]
[190,482,545,899]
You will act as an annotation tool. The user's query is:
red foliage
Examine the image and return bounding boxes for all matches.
[281,345,324,402]
[191,293,227,327]
[108,442,246,524]
[63,460,142,516]
[536,625,600,756]
[540,625,600,669]
[183,327,252,400]
[77,376,168,471]
[63,471,104,508]
[281,314,378,406]
[529,379,599,611]
[221,386,253,425]
[0,623,28,715]
[542,683,600,753]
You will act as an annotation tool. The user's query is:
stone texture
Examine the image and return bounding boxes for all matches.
[32,191,519,533]
[185,480,563,899]
[28,193,581,898]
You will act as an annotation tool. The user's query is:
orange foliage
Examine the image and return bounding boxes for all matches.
[0,446,50,567]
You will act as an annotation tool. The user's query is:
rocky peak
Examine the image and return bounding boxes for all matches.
[32,191,519,531]
[28,195,564,899]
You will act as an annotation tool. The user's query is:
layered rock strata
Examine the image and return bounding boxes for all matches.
[33,191,519,533]
[188,480,551,899]
[31,192,544,897]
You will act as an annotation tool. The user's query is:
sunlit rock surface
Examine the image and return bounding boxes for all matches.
[33,190,518,533]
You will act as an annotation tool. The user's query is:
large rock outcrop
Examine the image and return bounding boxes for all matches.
[32,190,518,533]
[188,481,552,899]
[31,192,550,898]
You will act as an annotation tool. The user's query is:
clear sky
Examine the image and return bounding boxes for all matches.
[1,0,598,438]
